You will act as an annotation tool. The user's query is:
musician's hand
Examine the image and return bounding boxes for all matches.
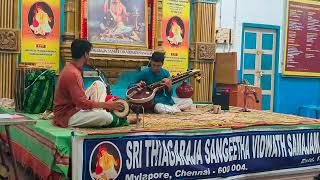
[162,78,172,91]
[137,81,146,88]
[105,99,124,111]
[108,96,119,101]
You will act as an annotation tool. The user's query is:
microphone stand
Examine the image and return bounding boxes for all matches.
[240,79,260,112]
[87,64,111,95]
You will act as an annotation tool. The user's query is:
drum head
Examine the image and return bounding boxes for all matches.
[113,99,130,118]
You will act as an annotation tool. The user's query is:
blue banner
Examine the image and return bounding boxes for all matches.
[83,129,320,180]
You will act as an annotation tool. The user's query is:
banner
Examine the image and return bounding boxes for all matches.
[91,48,153,57]
[283,0,320,76]
[162,0,190,76]
[81,130,320,179]
[21,0,60,72]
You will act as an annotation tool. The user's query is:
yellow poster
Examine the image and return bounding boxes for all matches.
[162,0,190,76]
[21,0,60,72]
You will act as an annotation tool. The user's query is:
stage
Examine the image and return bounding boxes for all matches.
[1,106,320,179]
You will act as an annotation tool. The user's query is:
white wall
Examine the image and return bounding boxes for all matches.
[215,0,287,72]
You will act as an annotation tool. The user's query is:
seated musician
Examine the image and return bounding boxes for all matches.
[53,39,126,128]
[130,51,193,114]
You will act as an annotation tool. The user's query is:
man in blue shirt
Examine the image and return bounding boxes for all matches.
[129,51,193,113]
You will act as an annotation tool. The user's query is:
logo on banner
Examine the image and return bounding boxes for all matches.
[166,16,185,47]
[28,2,54,37]
[89,141,122,180]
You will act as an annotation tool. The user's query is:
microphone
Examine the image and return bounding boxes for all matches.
[253,91,259,103]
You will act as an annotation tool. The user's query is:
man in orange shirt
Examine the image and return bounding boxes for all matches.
[53,39,124,128]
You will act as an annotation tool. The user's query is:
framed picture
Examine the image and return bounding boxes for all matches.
[86,0,148,48]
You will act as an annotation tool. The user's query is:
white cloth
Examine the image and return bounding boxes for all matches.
[68,109,113,127]
[68,81,113,127]
[154,97,193,114]
[85,80,107,102]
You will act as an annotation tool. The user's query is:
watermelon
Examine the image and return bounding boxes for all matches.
[23,69,55,114]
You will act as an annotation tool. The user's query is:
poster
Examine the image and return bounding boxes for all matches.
[21,0,60,72]
[283,0,320,76]
[87,0,148,47]
[162,0,190,76]
[77,129,320,180]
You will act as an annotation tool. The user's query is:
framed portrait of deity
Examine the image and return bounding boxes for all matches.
[83,0,148,48]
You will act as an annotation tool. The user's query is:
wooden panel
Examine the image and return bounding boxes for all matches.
[0,0,18,98]
[192,3,216,43]
[215,52,238,84]
[190,2,216,103]
[191,60,214,102]
[0,53,17,98]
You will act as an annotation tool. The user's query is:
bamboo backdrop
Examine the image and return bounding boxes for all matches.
[192,3,216,43]
[0,0,18,98]
[191,3,216,103]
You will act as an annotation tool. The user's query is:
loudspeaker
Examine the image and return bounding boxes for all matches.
[213,88,230,110]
